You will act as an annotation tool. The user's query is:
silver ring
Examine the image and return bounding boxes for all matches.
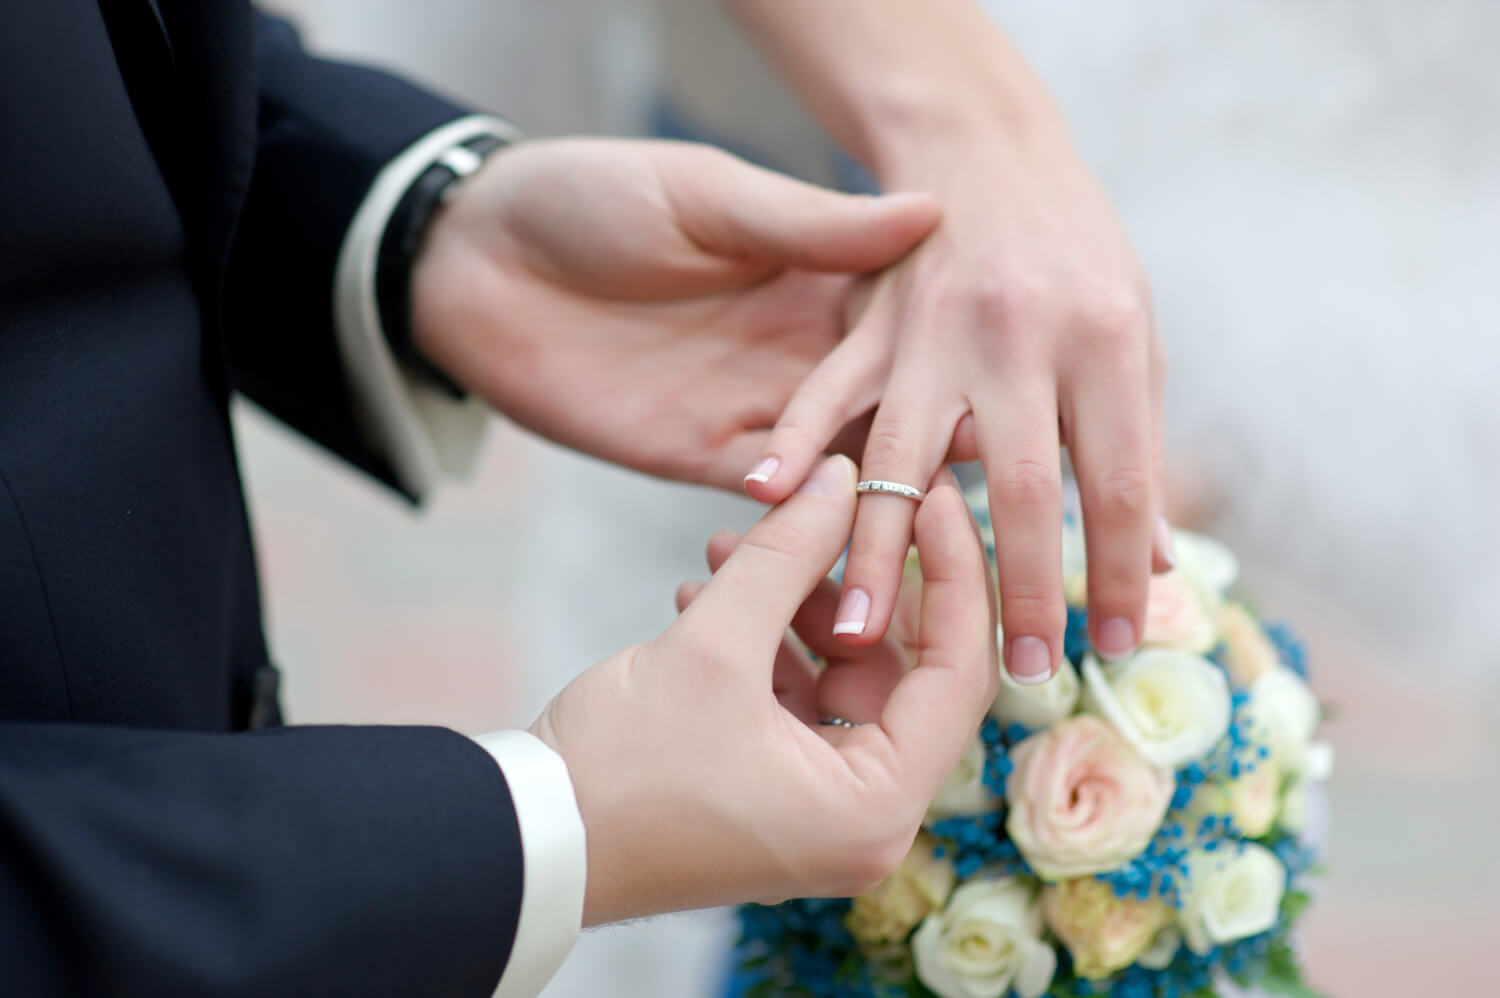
[856,480,925,502]
[817,716,860,729]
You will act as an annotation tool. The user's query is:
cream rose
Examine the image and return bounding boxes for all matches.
[1172,529,1240,597]
[912,879,1056,998]
[847,831,957,946]
[927,736,1002,821]
[1005,715,1174,880]
[1244,666,1320,772]
[1178,843,1287,954]
[1141,570,1218,654]
[1216,602,1281,687]
[1042,877,1174,980]
[1136,927,1181,969]
[1186,759,1283,839]
[991,650,1081,731]
[1081,650,1232,770]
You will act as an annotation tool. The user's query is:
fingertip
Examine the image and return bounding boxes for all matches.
[674,580,705,612]
[797,453,858,498]
[1005,635,1056,686]
[876,190,942,228]
[1151,514,1177,573]
[912,477,971,551]
[742,454,782,497]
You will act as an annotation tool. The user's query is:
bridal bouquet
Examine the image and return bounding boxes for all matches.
[733,494,1332,998]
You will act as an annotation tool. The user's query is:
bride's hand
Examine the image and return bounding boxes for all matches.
[407,138,938,490]
[529,458,998,926]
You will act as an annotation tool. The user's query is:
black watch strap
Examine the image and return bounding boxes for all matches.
[375,133,510,399]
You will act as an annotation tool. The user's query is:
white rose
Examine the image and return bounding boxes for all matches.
[913,879,1057,998]
[927,736,1001,821]
[1081,650,1232,769]
[1245,667,1320,773]
[1178,843,1287,954]
[1172,529,1240,597]
[991,647,1081,731]
[1142,570,1218,654]
[1279,741,1334,834]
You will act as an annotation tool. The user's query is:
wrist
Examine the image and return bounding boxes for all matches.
[379,131,514,397]
[862,78,1073,190]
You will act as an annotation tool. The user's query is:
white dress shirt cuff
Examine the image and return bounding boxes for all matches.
[332,114,522,499]
[471,730,587,998]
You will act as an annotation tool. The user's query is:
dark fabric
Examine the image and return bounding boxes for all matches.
[0,2,520,993]
[226,13,470,489]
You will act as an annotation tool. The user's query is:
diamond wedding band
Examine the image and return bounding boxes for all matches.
[817,717,861,729]
[855,479,925,502]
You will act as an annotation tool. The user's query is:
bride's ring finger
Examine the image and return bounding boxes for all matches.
[838,385,959,647]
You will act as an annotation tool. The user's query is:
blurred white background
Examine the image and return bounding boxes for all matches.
[247,2,1499,994]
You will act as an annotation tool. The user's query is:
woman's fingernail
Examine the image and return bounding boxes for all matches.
[832,587,871,636]
[1096,617,1137,660]
[798,456,853,497]
[1006,636,1054,685]
[745,456,780,486]
[1154,515,1177,568]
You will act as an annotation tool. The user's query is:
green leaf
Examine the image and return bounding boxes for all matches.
[1260,971,1330,998]
[1280,889,1312,923]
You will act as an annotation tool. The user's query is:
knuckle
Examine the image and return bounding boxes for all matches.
[997,581,1065,631]
[1090,466,1152,522]
[1088,571,1148,616]
[994,459,1060,510]
[861,418,920,476]
[1074,288,1150,341]
[742,518,815,566]
[953,272,1048,332]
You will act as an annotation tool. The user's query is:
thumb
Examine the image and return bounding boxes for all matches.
[672,455,858,667]
[668,152,940,273]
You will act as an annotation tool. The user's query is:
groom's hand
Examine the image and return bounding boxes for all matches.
[529,456,998,926]
[408,139,939,489]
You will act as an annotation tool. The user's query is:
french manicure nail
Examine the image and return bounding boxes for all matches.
[798,456,852,497]
[1096,617,1137,660]
[745,456,780,486]
[1154,515,1177,569]
[832,587,870,636]
[1007,636,1054,686]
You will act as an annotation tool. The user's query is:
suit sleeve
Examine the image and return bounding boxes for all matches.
[0,722,522,997]
[224,12,478,496]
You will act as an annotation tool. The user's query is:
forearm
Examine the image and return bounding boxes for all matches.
[0,722,517,995]
[726,0,1072,186]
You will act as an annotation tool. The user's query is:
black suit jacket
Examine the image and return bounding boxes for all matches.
[0,3,523,994]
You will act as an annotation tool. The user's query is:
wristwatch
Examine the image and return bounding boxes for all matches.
[374,132,511,398]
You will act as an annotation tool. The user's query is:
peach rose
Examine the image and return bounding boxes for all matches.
[1005,716,1175,880]
[1216,602,1280,687]
[1142,571,1217,654]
